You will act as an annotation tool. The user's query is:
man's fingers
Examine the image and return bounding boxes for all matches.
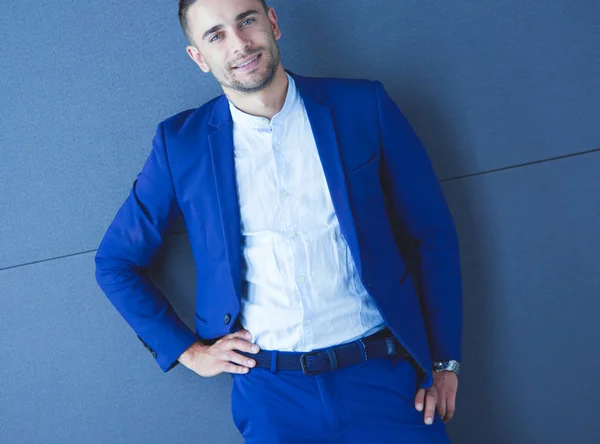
[200,331,262,376]
[444,392,457,422]
[221,349,257,368]
[414,388,425,411]
[437,397,447,422]
[223,362,251,374]
[218,337,261,371]
[424,390,437,425]
[225,329,253,341]
[221,337,261,354]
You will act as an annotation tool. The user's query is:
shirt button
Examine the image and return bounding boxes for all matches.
[274,145,281,151]
[306,319,312,326]
[223,313,231,325]
[288,232,296,238]
[297,276,306,283]
[281,191,289,198]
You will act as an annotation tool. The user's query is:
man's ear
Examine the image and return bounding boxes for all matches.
[186,45,211,73]
[266,7,282,40]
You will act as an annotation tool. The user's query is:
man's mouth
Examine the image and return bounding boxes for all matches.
[233,53,262,70]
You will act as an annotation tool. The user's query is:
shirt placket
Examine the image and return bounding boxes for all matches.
[271,120,313,348]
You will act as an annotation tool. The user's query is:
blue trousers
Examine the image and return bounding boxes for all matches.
[230,353,450,443]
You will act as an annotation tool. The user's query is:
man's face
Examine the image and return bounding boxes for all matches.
[186,0,282,93]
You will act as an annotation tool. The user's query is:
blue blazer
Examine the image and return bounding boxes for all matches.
[95,70,462,389]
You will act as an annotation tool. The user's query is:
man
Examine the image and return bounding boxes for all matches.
[95,0,463,442]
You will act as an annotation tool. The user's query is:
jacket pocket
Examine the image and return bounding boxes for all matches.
[195,313,208,325]
[346,151,378,176]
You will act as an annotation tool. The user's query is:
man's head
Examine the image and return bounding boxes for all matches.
[180,0,282,94]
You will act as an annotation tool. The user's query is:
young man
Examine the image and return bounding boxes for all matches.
[95,0,463,442]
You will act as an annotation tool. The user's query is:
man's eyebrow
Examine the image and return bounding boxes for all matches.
[202,9,260,41]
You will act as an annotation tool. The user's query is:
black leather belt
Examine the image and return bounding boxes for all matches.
[238,327,410,376]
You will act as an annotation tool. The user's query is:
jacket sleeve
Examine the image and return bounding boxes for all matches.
[373,80,463,362]
[94,122,200,372]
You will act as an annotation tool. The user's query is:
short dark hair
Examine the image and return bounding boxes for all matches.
[178,0,269,44]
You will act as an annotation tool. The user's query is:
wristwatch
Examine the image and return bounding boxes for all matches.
[432,360,460,375]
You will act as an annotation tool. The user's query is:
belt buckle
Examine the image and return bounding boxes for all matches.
[300,350,325,376]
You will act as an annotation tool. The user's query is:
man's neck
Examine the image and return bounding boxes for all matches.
[223,65,289,120]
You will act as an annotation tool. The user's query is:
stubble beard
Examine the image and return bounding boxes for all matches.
[219,41,280,94]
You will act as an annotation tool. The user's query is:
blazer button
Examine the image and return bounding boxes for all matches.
[151,351,157,358]
[223,313,231,325]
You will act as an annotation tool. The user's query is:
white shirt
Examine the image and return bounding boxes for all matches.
[229,73,386,351]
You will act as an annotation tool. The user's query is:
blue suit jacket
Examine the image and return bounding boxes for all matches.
[95,70,462,388]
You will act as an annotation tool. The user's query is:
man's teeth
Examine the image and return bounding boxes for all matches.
[238,56,258,68]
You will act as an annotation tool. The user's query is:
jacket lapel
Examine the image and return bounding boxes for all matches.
[208,97,243,300]
[292,73,363,275]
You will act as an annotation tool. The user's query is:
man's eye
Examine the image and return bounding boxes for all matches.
[241,18,255,26]
[210,34,222,43]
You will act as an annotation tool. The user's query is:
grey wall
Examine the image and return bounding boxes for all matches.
[1,1,599,443]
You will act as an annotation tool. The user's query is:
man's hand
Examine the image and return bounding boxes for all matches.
[177,329,260,377]
[414,371,458,424]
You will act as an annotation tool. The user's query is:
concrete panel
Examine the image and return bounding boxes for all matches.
[0,1,217,270]
[443,151,600,443]
[279,0,600,178]
[0,235,242,444]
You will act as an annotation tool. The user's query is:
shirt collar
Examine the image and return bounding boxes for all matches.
[228,72,298,131]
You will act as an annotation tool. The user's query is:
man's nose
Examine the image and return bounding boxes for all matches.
[230,29,251,54]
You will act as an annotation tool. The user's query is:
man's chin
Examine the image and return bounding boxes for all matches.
[228,76,272,93]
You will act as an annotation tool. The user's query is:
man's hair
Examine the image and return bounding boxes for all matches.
[178,0,269,44]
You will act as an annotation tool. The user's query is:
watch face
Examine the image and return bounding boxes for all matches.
[434,361,460,374]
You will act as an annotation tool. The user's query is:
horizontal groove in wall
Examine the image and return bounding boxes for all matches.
[0,249,99,272]
[2,146,599,273]
[442,147,600,182]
